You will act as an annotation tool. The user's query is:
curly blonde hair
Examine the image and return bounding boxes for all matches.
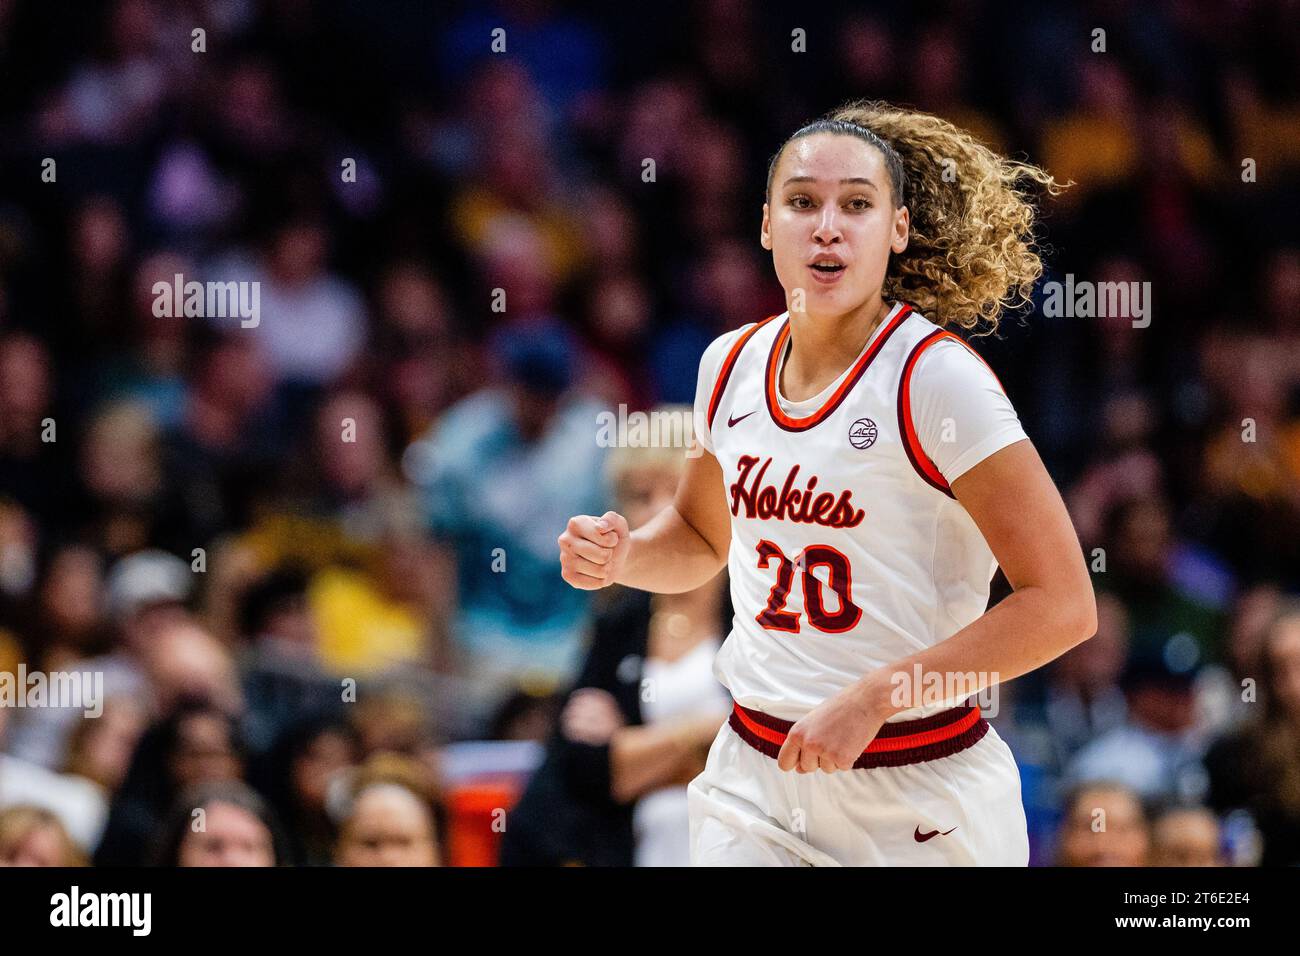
[767,100,1063,334]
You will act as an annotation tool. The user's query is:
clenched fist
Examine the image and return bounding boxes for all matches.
[558,511,631,589]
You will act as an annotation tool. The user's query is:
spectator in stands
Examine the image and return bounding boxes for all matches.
[254,715,361,867]
[1094,494,1227,666]
[1055,782,1150,866]
[1001,591,1131,772]
[1205,601,1300,865]
[1150,806,1224,866]
[217,216,368,391]
[408,318,610,728]
[2,549,192,770]
[0,336,64,532]
[160,331,284,545]
[0,702,107,854]
[237,566,340,755]
[1066,650,1209,804]
[95,700,248,866]
[1198,334,1300,590]
[0,806,86,867]
[63,695,147,800]
[501,414,730,866]
[332,754,441,867]
[13,543,109,674]
[153,780,289,867]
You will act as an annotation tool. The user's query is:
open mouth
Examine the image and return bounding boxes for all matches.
[809,261,846,282]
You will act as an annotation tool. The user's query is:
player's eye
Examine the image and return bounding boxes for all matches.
[846,197,872,211]
[787,195,814,209]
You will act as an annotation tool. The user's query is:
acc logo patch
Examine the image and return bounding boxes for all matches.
[848,417,878,449]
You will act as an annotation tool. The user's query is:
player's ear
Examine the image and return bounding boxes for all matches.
[891,205,909,255]
[760,202,772,251]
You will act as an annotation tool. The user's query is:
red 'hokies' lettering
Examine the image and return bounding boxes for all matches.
[728,455,864,528]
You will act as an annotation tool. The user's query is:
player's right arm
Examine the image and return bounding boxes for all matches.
[557,444,731,594]
[560,325,746,594]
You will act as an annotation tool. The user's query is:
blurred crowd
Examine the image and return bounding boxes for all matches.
[1,0,1299,866]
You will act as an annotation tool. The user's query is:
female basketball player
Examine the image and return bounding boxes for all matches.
[558,101,1096,866]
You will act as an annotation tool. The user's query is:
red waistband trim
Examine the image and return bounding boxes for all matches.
[727,701,989,770]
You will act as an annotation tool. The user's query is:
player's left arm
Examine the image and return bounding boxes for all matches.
[778,438,1097,773]
[885,437,1098,698]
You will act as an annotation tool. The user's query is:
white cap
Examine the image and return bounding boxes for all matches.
[106,549,192,618]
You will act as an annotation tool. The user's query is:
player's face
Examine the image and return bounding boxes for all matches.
[761,133,909,318]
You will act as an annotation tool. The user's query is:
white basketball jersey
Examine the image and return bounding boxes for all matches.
[692,301,1028,723]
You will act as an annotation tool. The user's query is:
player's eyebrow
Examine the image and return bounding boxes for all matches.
[782,176,877,188]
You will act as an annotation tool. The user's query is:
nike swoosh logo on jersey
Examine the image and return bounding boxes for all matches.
[914,826,957,843]
[728,410,756,427]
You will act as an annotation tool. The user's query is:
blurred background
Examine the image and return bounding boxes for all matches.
[0,0,1298,867]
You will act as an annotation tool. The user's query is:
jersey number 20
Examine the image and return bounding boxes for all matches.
[754,539,862,634]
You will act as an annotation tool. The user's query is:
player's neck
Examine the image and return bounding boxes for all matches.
[782,295,891,402]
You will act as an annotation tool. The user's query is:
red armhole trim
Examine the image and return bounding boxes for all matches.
[897,330,1009,498]
[897,330,956,498]
[706,315,779,429]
